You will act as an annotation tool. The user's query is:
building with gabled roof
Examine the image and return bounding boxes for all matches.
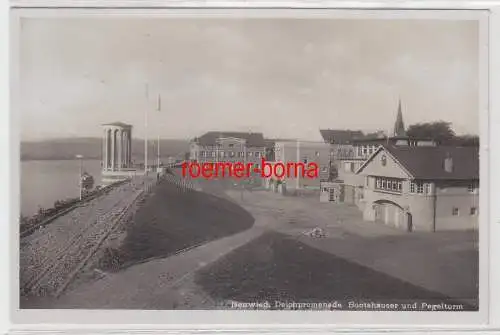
[189,131,266,164]
[355,144,479,232]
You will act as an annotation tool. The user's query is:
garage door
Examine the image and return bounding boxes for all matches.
[374,202,404,228]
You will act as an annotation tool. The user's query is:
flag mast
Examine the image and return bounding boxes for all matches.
[157,94,161,170]
[145,83,149,174]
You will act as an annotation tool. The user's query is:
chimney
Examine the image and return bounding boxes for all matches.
[444,153,453,173]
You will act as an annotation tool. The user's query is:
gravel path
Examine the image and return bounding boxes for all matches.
[20,176,157,300]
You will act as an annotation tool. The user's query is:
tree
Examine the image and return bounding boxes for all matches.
[406,121,479,146]
[406,121,456,143]
[453,134,479,147]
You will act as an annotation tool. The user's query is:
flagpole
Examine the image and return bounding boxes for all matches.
[296,139,300,190]
[145,83,149,174]
[157,94,161,170]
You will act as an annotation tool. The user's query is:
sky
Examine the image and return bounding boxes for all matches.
[18,17,480,141]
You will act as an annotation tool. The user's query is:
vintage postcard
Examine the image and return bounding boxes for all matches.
[9,5,492,328]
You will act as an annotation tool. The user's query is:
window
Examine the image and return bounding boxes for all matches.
[229,151,235,157]
[255,152,260,158]
[211,151,216,157]
[391,180,397,191]
[315,151,320,157]
[425,183,432,194]
[375,177,402,193]
[344,162,351,172]
[200,151,205,157]
[248,152,253,157]
[410,181,425,194]
[452,207,459,216]
[350,163,355,172]
[229,144,234,148]
[470,207,478,216]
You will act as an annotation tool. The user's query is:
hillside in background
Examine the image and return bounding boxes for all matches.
[21,138,190,161]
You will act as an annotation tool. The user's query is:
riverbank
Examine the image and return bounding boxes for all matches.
[20,175,158,307]
[20,179,128,238]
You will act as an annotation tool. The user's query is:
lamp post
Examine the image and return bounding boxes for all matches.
[76,154,83,200]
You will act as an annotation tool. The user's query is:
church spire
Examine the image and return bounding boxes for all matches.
[393,98,406,137]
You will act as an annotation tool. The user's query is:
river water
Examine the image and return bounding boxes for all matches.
[20,160,103,217]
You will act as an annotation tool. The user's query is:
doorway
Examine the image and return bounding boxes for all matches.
[406,212,413,232]
[329,188,335,202]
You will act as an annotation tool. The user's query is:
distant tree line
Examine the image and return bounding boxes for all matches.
[406,121,479,147]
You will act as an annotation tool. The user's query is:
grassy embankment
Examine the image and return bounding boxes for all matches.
[98,177,255,270]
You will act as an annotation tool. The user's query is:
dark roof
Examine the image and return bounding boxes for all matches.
[319,129,365,144]
[351,136,437,144]
[383,145,479,180]
[102,122,132,128]
[195,131,265,147]
[264,138,297,146]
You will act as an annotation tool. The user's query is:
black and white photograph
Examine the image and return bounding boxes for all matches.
[14,8,485,317]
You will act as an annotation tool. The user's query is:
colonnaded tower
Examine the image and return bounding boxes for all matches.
[102,122,133,172]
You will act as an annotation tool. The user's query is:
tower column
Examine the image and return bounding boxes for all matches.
[102,123,133,174]
[102,128,106,170]
[111,129,116,171]
[122,131,127,169]
[128,129,132,166]
[118,129,123,171]
[122,130,127,168]
[107,129,112,170]
[125,129,131,167]
[103,128,108,170]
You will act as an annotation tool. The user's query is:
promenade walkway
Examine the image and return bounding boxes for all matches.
[20,175,157,306]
